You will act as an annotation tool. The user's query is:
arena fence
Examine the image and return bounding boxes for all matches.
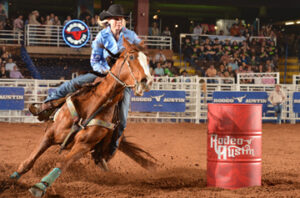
[0,29,23,45]
[0,77,299,124]
[25,24,172,49]
[237,72,280,85]
[293,74,300,84]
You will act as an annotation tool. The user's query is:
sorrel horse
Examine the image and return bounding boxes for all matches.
[10,38,155,197]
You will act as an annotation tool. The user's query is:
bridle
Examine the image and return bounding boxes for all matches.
[107,51,139,88]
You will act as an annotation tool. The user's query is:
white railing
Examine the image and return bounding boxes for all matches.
[1,77,300,123]
[293,75,300,85]
[25,24,100,47]
[237,72,280,85]
[139,35,172,49]
[0,29,23,45]
[25,24,172,49]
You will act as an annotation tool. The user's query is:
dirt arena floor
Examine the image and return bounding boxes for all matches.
[0,122,300,198]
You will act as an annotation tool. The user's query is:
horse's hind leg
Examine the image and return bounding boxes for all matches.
[10,129,53,180]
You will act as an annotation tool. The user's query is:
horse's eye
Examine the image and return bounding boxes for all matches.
[129,55,134,60]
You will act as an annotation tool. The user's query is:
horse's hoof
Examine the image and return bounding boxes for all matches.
[29,183,47,198]
[97,158,109,172]
[10,172,20,180]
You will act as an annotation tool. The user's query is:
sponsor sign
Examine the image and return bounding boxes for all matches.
[293,92,300,113]
[130,90,185,112]
[212,91,268,112]
[0,87,24,110]
[210,134,255,160]
[62,20,90,48]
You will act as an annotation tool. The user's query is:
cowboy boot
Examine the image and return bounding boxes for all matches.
[29,98,66,121]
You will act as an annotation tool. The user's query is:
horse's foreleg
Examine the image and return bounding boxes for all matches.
[29,139,95,197]
[10,130,53,180]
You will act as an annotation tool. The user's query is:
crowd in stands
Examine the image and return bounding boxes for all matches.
[179,22,279,83]
[0,46,24,79]
[0,10,100,33]
[33,57,91,80]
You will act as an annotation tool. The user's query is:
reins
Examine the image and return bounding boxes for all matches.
[107,53,138,88]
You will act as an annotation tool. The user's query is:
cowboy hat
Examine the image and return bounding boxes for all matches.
[100,4,127,20]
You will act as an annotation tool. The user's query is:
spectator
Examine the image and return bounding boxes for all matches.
[0,66,9,78]
[63,15,72,25]
[154,50,166,63]
[50,13,55,23]
[268,84,286,124]
[192,24,202,41]
[90,17,97,27]
[13,15,24,32]
[227,65,236,78]
[1,50,11,59]
[9,65,24,79]
[4,18,12,30]
[180,70,190,82]
[29,10,41,25]
[162,26,171,36]
[5,58,16,71]
[183,38,193,65]
[44,15,53,43]
[53,16,61,26]
[220,50,231,63]
[154,62,164,76]
[228,58,238,71]
[0,3,7,30]
[218,64,226,74]
[149,22,159,36]
[230,23,240,37]
[84,15,91,26]
[205,64,217,78]
[40,16,45,25]
[204,45,216,61]
[164,61,178,77]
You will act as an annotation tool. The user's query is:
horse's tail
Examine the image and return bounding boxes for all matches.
[118,138,157,170]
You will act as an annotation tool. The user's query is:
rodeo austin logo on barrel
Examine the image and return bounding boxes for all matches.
[62,19,90,48]
[210,134,255,160]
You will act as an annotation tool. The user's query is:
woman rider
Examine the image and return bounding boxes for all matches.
[29,4,142,158]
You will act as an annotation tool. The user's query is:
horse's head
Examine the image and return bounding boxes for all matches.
[114,38,152,96]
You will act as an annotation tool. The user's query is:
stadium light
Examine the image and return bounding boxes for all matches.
[285,21,295,25]
[296,21,300,24]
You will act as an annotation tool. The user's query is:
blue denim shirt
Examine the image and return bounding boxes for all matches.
[90,26,141,73]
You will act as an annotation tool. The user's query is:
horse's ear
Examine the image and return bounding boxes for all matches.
[123,37,131,50]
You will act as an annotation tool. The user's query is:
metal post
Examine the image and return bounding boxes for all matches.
[129,12,132,30]
[179,34,183,68]
[57,26,59,47]
[284,44,288,84]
